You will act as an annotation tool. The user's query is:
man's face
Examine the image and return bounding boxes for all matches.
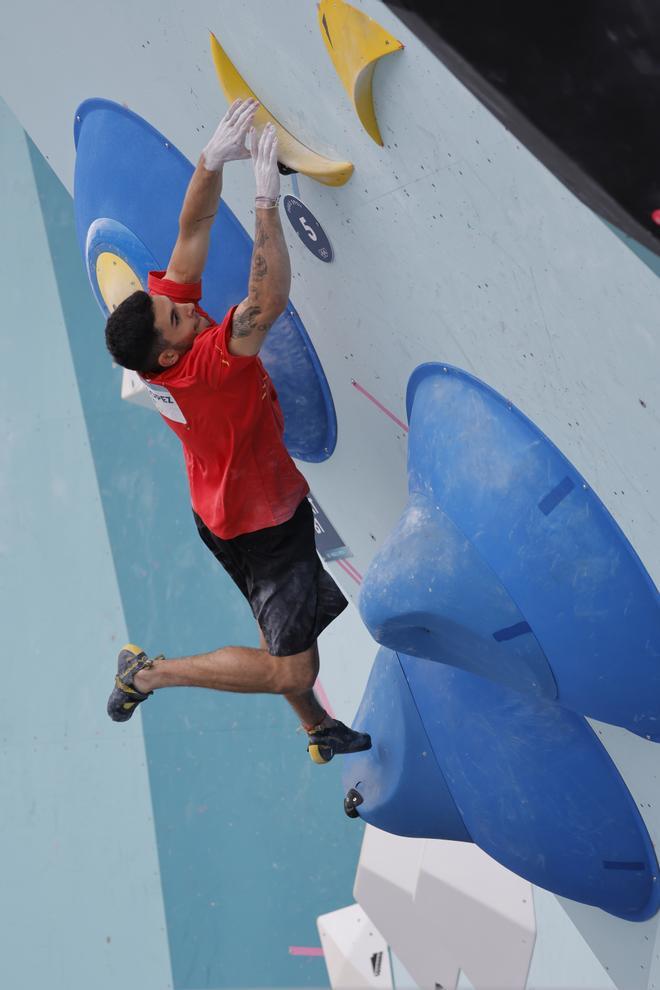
[152,294,202,367]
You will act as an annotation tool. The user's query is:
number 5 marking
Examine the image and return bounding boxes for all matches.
[299,216,318,242]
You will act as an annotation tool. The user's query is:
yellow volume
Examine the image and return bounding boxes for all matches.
[318,0,404,145]
[210,32,354,187]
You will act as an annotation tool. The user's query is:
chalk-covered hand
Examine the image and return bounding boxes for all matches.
[251,123,281,204]
[202,98,258,170]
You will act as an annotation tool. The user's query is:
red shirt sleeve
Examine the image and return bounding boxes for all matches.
[148,270,202,304]
[189,306,259,389]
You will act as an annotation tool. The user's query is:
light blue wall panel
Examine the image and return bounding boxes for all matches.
[0,98,172,990]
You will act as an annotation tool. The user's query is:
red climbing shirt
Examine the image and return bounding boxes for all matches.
[143,271,309,538]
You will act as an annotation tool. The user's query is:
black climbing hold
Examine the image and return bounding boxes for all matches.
[344,787,364,819]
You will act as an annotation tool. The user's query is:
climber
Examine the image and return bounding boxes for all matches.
[103,98,370,763]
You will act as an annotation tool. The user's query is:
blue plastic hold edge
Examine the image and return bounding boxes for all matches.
[397,362,660,736]
[399,651,660,922]
[405,363,658,606]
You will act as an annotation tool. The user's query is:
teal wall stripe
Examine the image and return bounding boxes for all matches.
[0,97,172,990]
[28,136,363,989]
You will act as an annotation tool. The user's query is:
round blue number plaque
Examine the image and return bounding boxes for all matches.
[284,196,334,263]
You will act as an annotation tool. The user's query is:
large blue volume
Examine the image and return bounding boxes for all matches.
[360,363,660,738]
[343,647,660,921]
[73,98,337,462]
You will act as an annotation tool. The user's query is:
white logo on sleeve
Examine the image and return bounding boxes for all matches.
[143,380,188,424]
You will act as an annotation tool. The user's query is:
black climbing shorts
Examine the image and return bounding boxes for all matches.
[193,498,349,657]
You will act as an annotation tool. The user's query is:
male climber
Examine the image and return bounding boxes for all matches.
[103,98,370,763]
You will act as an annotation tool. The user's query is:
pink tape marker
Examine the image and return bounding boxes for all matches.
[340,558,363,582]
[337,558,363,586]
[351,379,409,433]
[289,946,325,957]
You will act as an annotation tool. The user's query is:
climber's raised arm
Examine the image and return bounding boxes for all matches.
[164,98,258,285]
[229,123,291,356]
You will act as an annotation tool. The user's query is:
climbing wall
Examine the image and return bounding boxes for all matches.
[1,1,658,988]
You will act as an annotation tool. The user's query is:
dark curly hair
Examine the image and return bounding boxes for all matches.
[105,290,166,374]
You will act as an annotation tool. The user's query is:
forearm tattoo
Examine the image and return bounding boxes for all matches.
[231,214,284,339]
[253,254,268,279]
[232,304,264,338]
[255,223,270,249]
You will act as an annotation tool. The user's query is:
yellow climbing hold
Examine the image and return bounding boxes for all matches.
[210,32,354,187]
[318,0,403,146]
[95,253,142,312]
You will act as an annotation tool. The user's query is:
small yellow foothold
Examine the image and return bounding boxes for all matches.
[318,0,403,145]
[209,32,354,187]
